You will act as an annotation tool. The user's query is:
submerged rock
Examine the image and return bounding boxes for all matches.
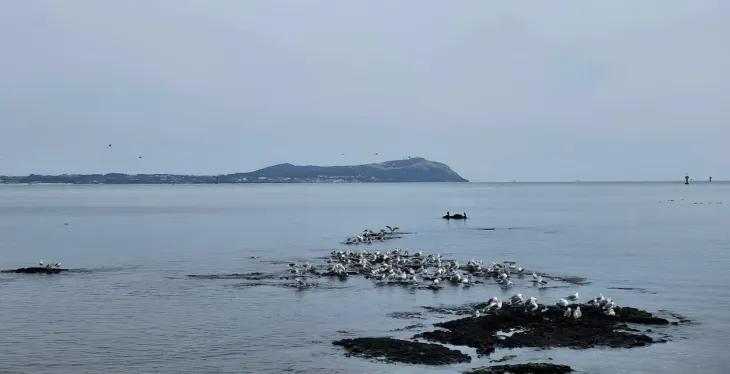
[2,267,69,274]
[387,311,426,320]
[390,323,427,332]
[332,337,471,365]
[187,272,284,280]
[464,363,573,374]
[415,303,669,355]
[489,355,517,363]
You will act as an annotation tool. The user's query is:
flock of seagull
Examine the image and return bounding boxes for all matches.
[285,226,629,324]
[288,248,553,291]
[287,247,626,322]
[475,292,620,319]
[37,260,62,269]
[344,226,401,244]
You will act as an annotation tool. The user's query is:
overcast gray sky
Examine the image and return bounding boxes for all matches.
[0,1,727,181]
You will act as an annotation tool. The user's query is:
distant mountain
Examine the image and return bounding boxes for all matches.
[223,157,468,183]
[0,157,468,184]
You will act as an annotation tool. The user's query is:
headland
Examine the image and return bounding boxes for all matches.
[0,157,468,184]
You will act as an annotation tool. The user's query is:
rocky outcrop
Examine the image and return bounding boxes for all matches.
[415,303,669,356]
[2,267,69,274]
[332,337,471,365]
[464,363,573,374]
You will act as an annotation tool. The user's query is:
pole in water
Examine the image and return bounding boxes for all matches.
[685,175,690,185]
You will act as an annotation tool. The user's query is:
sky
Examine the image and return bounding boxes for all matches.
[0,1,728,182]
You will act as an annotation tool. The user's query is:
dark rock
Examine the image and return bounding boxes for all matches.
[2,267,69,274]
[464,363,573,374]
[332,337,471,365]
[415,303,669,355]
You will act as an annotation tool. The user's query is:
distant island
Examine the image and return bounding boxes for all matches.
[0,157,469,184]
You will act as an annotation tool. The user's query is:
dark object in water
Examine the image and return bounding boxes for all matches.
[2,267,69,274]
[464,363,573,374]
[443,211,467,220]
[332,337,471,365]
[415,303,669,356]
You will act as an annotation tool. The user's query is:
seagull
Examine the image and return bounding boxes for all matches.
[566,293,579,302]
[38,260,44,267]
[605,308,616,317]
[485,299,502,311]
[573,306,582,319]
[556,298,569,307]
[510,294,524,305]
[564,307,572,317]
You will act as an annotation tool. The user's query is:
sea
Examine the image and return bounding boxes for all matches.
[0,182,728,374]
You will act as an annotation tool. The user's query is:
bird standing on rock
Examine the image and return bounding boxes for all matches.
[573,306,582,319]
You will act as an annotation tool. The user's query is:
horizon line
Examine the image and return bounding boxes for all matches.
[0,176,724,184]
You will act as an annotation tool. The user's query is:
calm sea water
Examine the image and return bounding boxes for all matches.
[1,183,729,374]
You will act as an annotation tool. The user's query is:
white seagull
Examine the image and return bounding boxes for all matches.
[573,306,582,319]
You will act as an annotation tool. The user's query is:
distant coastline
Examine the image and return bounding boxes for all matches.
[0,157,469,184]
